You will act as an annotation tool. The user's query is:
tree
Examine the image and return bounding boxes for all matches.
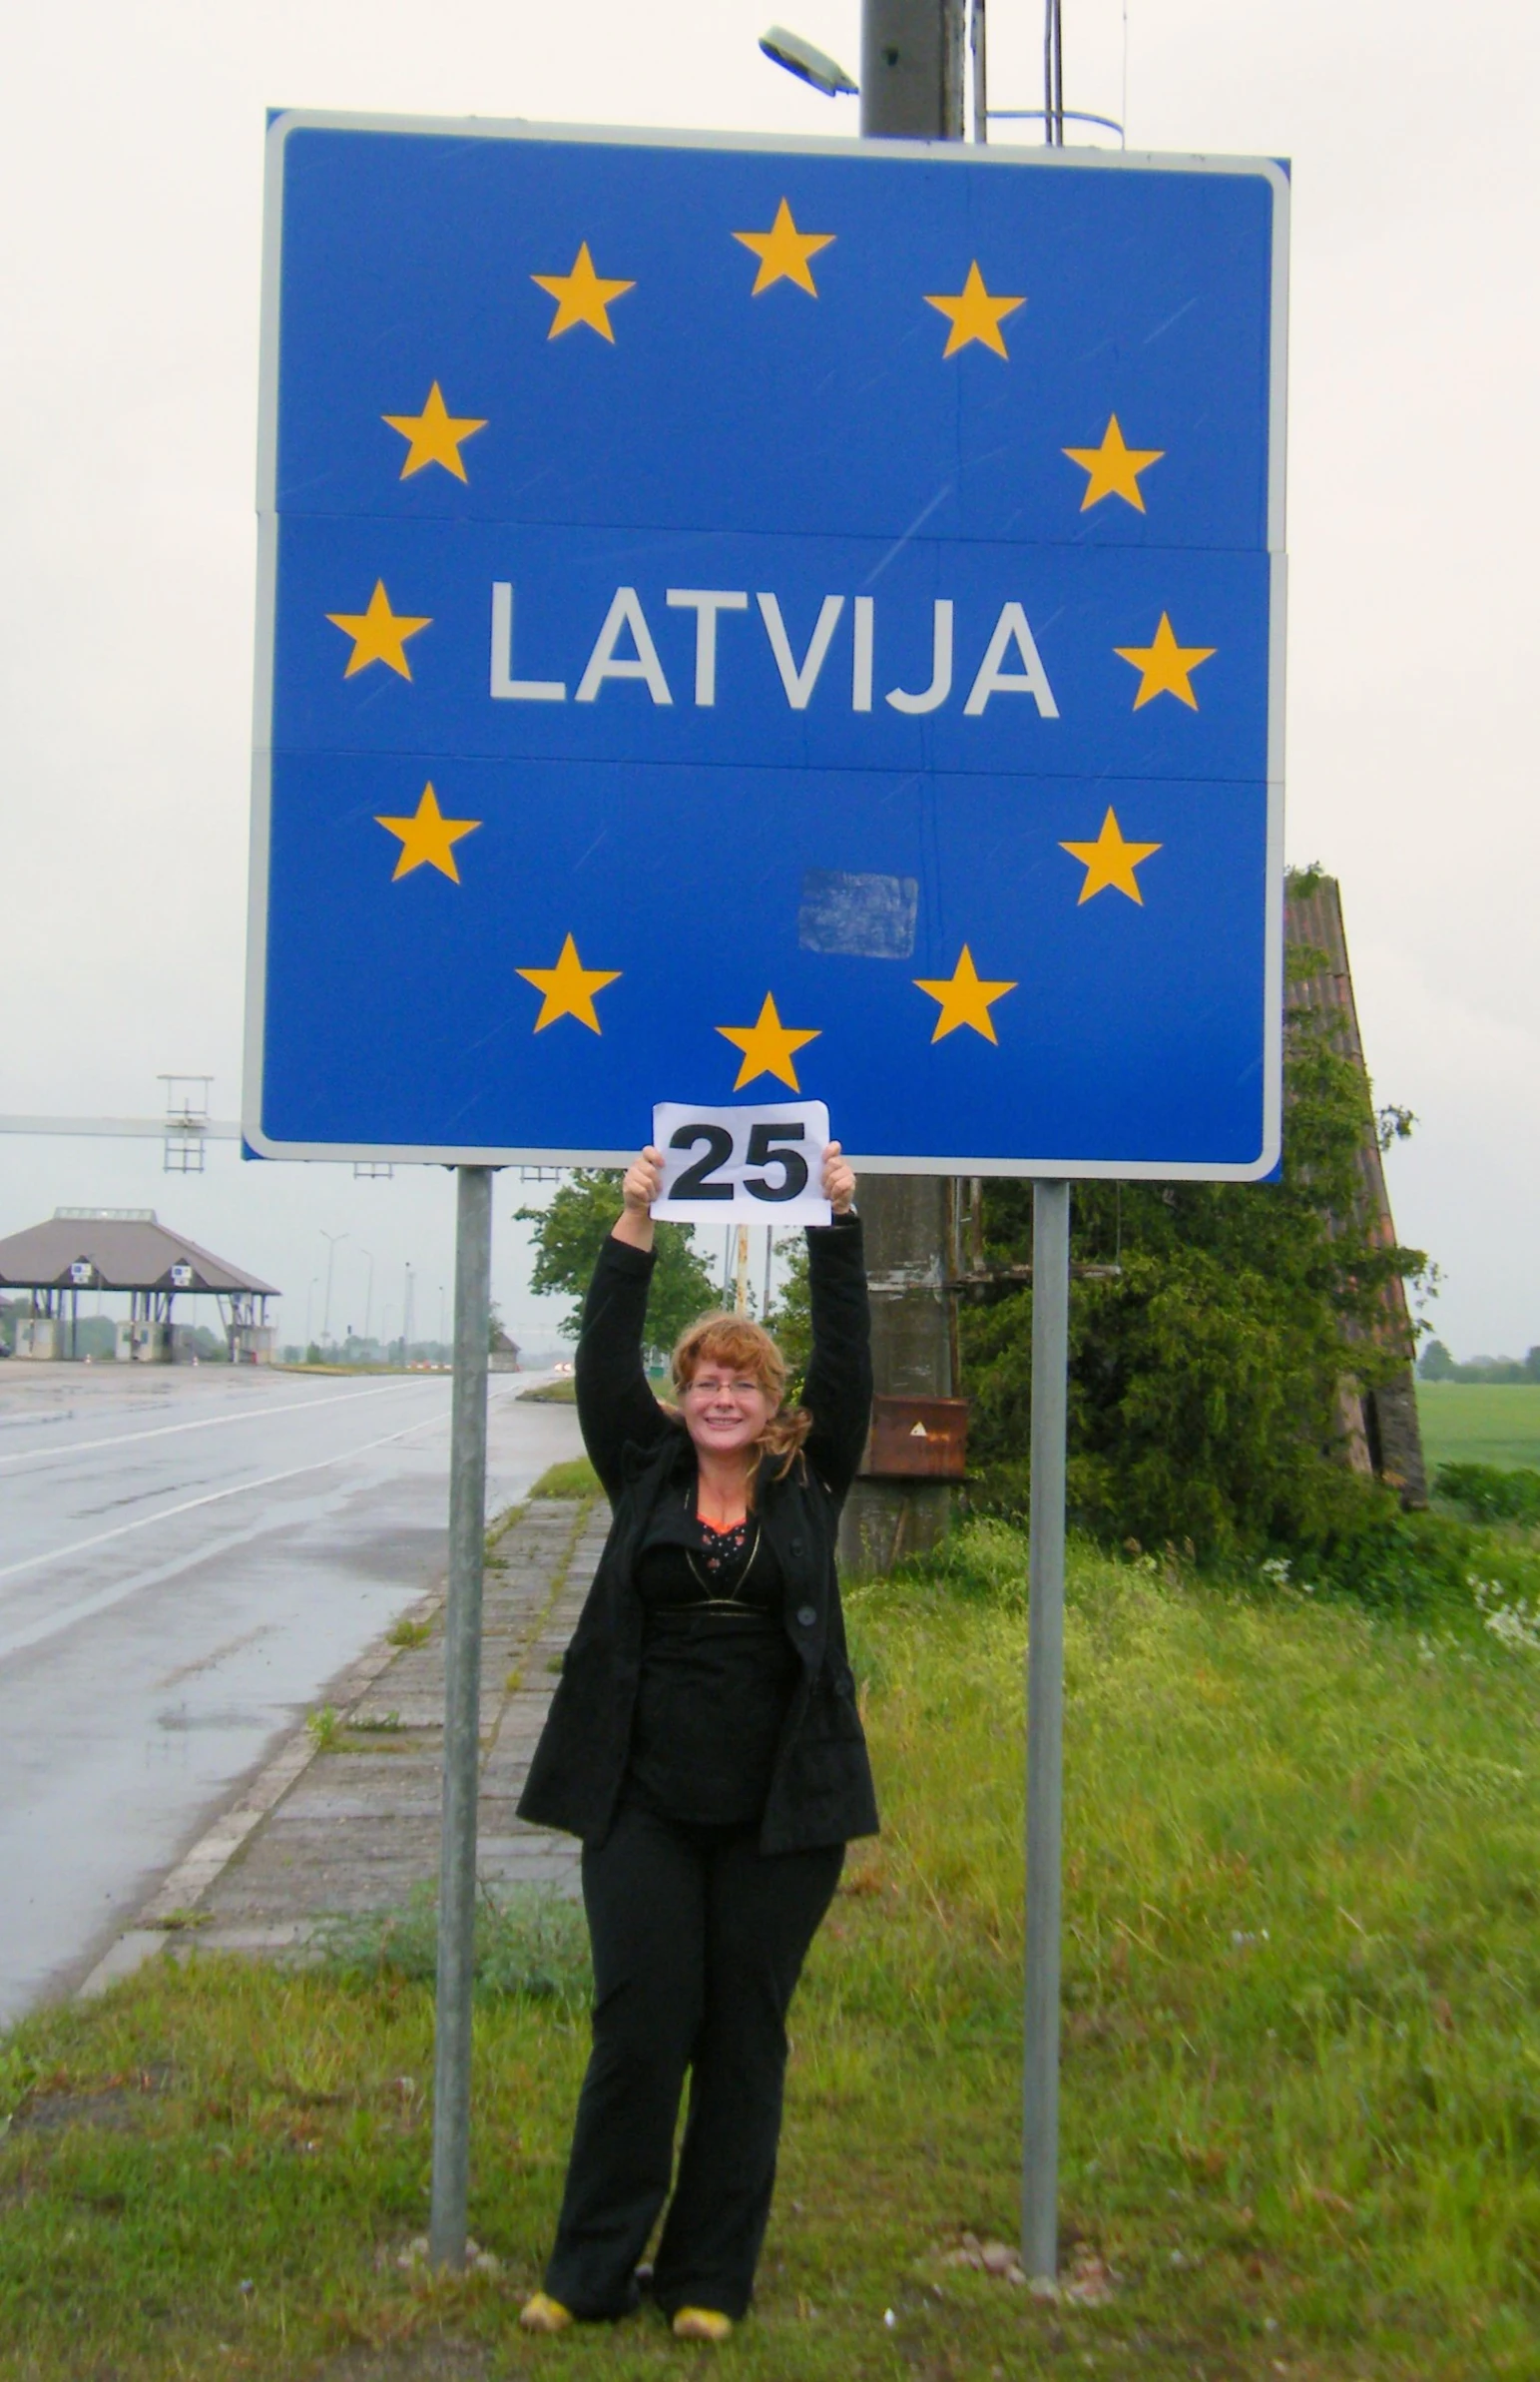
[769,1234,811,1393]
[1418,1340,1457,1382]
[517,1172,717,1361]
[961,958,1429,1561]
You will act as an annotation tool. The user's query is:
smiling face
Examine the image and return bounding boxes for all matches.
[679,1366,775,1462]
[672,1316,786,1467]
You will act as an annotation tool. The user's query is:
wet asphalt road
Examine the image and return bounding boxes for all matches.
[0,1362,581,2025]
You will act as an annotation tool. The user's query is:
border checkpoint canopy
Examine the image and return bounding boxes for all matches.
[0,1210,277,1297]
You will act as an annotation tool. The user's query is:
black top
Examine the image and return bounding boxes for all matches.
[627,1496,796,1826]
[517,1215,880,1855]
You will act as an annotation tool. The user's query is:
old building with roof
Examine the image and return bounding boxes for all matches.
[0,1209,278,1364]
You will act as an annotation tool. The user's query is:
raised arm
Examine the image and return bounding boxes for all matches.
[800,1143,872,1501]
[574,1149,673,1500]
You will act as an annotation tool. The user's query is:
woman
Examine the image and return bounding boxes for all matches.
[517,1140,877,2342]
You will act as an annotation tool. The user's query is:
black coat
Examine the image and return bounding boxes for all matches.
[517,1215,879,1854]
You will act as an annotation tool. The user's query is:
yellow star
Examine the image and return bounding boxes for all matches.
[715,992,820,1091]
[374,784,480,884]
[1060,808,1163,905]
[1114,613,1216,710]
[924,261,1025,359]
[325,581,431,680]
[531,242,636,342]
[381,382,487,481]
[516,933,621,1034]
[733,198,835,297]
[1063,414,1164,512]
[913,946,1018,1044]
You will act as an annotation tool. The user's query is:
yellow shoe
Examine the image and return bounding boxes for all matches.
[520,2291,573,2333]
[672,2306,734,2342]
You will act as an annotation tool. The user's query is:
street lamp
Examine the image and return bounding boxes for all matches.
[319,1229,349,1345]
[759,23,857,94]
[361,1249,375,1344]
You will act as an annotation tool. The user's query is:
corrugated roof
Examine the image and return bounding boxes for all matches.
[0,1212,277,1296]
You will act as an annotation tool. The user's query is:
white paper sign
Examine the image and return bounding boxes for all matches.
[652,1101,831,1226]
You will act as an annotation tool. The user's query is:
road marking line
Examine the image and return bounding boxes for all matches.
[0,1409,451,1608]
[0,1378,444,1473]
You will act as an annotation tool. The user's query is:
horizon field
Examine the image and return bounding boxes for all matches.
[1416,1382,1540,1473]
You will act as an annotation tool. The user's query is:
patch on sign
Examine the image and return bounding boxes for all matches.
[797,871,918,959]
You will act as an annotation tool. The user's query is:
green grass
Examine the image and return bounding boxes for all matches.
[1418,1381,1540,1472]
[304,1705,343,1753]
[7,1527,1540,2377]
[313,1883,591,2008]
[527,1456,600,1500]
[519,1377,578,1404]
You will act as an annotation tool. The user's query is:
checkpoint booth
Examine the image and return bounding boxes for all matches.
[0,1208,278,1364]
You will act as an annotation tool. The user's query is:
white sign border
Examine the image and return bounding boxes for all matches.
[244,112,1288,1182]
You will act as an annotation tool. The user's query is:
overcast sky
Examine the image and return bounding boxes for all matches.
[0,1,1534,1358]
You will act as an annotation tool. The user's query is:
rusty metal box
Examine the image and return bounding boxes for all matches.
[860,1395,969,1480]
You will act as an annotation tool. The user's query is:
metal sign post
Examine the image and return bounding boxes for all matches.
[1022,1179,1070,2282]
[428,1164,493,2266]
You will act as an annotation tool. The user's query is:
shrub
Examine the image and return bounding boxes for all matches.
[961,936,1428,1563]
[1434,1462,1540,1526]
[1305,1504,1479,1614]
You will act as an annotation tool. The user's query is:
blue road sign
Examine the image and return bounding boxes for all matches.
[247,116,1286,1177]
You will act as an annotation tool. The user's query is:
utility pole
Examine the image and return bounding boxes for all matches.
[859,0,966,138]
[851,4,1074,2291]
[840,0,967,1578]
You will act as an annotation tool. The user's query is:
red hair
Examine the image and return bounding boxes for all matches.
[669,1312,812,1483]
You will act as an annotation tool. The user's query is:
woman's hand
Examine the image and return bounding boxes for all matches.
[823,1141,856,1216]
[612,1146,663,1251]
[623,1146,663,1213]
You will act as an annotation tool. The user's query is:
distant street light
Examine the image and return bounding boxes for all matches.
[361,1249,375,1343]
[304,1276,317,1343]
[319,1229,349,1343]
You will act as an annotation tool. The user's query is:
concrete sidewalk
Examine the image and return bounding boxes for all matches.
[84,1492,607,1992]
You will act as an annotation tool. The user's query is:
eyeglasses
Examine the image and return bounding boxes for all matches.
[684,1377,763,1399]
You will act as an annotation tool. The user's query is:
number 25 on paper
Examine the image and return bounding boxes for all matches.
[651,1102,831,1226]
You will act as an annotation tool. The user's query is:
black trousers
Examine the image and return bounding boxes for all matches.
[542,1797,843,2321]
